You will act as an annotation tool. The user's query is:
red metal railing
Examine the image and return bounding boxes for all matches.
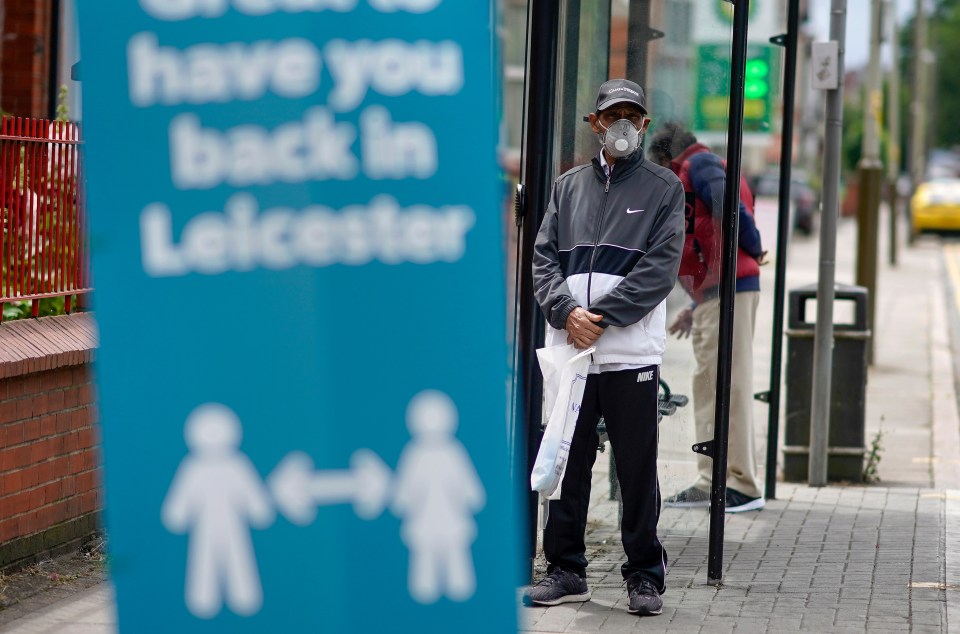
[0,116,90,320]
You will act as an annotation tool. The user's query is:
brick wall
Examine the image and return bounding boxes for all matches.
[0,313,100,569]
[1,0,54,117]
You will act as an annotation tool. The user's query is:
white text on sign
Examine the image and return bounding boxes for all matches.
[128,34,463,109]
[139,0,443,21]
[140,194,476,277]
[127,0,474,279]
[170,107,436,188]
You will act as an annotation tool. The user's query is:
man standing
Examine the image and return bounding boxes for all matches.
[649,122,766,513]
[524,79,685,616]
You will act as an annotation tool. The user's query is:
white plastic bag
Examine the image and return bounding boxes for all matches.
[531,344,594,500]
[536,343,578,427]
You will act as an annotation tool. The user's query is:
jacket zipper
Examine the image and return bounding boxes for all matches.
[586,174,611,365]
[586,174,611,306]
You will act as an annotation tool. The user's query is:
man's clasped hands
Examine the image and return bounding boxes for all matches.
[565,307,604,349]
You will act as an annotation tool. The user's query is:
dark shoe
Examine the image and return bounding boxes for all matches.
[725,487,765,513]
[663,485,711,508]
[522,568,591,606]
[627,577,663,616]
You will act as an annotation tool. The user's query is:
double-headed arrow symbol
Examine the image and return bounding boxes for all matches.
[267,449,392,525]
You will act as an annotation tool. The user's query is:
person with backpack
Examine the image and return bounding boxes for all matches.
[648,121,766,514]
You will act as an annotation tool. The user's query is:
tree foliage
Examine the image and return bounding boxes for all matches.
[901,0,960,150]
[930,1,960,147]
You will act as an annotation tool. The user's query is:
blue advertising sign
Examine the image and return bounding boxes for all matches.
[76,1,518,631]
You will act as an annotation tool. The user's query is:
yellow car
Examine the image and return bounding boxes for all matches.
[912,179,960,233]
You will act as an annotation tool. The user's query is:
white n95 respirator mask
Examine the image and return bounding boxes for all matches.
[599,119,642,158]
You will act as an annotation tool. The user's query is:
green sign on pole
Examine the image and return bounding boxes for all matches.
[695,44,776,134]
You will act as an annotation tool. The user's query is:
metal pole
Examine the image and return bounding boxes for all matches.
[855,0,883,364]
[886,0,901,266]
[557,0,581,171]
[764,0,801,501]
[925,54,937,156]
[47,0,63,119]
[909,0,928,219]
[707,0,750,586]
[625,0,652,86]
[809,0,847,488]
[517,0,560,575]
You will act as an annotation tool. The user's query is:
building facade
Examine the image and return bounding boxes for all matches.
[1,0,80,120]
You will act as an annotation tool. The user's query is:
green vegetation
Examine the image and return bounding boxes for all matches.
[3,296,79,321]
[899,2,960,151]
[862,429,884,484]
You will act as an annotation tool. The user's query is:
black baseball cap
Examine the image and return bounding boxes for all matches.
[595,79,647,114]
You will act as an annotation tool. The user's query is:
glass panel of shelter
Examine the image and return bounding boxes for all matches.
[496,0,789,538]
[546,0,786,521]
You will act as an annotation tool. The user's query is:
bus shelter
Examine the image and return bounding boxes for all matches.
[506,0,804,585]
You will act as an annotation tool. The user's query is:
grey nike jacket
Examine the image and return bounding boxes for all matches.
[533,150,685,367]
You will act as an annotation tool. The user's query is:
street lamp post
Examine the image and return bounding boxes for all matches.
[886,0,901,267]
[854,0,884,364]
[809,0,848,488]
[909,0,929,223]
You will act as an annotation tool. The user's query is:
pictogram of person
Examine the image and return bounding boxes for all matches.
[391,390,486,604]
[161,403,275,619]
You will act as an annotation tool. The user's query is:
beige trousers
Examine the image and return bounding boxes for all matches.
[691,291,762,499]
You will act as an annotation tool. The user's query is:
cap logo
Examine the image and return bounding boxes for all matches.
[608,87,640,97]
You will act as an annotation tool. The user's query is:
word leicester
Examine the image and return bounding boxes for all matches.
[141,194,475,277]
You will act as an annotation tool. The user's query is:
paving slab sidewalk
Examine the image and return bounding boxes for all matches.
[521,211,960,633]
[522,475,957,633]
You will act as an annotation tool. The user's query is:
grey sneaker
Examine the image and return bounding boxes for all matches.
[725,487,765,513]
[627,577,663,616]
[522,568,591,606]
[664,485,711,508]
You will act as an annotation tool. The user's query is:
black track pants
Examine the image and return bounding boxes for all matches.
[542,365,667,591]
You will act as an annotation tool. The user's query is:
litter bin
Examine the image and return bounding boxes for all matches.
[783,283,870,481]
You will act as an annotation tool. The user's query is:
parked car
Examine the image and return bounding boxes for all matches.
[925,149,960,180]
[910,178,960,234]
[749,169,819,236]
